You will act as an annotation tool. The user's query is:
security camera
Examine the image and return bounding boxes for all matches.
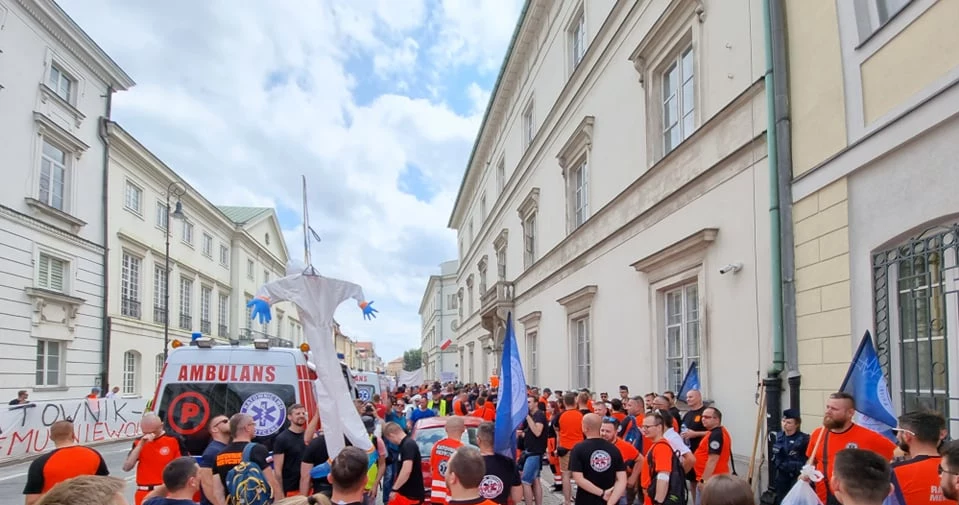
[719,262,743,275]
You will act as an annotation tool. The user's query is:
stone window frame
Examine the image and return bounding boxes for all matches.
[558,285,598,390]
[519,311,542,387]
[557,116,594,234]
[494,229,509,281]
[518,188,540,270]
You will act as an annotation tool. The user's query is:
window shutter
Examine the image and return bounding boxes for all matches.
[50,257,65,292]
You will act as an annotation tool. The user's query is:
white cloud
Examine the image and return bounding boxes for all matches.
[58,0,519,362]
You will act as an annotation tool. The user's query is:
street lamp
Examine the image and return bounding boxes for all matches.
[163,181,186,360]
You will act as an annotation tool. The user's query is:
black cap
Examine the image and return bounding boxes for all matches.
[783,409,801,420]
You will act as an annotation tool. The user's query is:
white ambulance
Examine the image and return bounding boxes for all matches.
[352,371,392,402]
[151,338,356,455]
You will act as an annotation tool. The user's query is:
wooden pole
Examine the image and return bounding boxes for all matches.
[747,384,767,484]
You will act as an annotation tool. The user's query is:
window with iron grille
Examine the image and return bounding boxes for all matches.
[179,277,193,330]
[154,264,167,324]
[200,286,212,334]
[218,293,229,337]
[121,252,141,319]
[665,282,700,392]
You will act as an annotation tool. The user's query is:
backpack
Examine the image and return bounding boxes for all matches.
[645,441,687,505]
[226,442,272,505]
[621,415,643,453]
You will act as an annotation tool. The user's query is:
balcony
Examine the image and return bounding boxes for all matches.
[480,280,514,332]
[218,324,228,338]
[121,298,141,319]
[179,314,192,331]
[200,319,211,335]
[154,306,167,324]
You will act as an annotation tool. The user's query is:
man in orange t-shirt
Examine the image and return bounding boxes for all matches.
[693,407,733,491]
[453,392,470,417]
[469,396,496,421]
[430,416,466,504]
[805,392,896,505]
[556,392,584,505]
[22,420,109,504]
[601,417,642,505]
[890,410,954,504]
[122,413,187,505]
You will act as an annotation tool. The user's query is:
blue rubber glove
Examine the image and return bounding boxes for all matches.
[360,301,378,320]
[310,461,331,479]
[247,297,272,324]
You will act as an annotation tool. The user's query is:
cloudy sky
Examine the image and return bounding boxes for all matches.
[60,0,523,363]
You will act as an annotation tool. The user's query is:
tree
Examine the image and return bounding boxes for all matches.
[403,348,422,371]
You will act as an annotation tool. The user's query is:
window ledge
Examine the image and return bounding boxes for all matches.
[557,116,595,173]
[24,197,86,233]
[25,287,86,338]
[517,187,540,218]
[557,285,598,314]
[32,386,68,393]
[33,112,89,154]
[518,310,542,328]
[38,83,86,128]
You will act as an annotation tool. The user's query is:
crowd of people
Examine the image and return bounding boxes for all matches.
[16,381,959,505]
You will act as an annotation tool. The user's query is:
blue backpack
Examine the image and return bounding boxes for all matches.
[226,442,272,505]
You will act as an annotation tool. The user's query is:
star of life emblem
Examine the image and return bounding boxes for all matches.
[590,450,612,472]
[240,392,287,437]
[479,475,504,499]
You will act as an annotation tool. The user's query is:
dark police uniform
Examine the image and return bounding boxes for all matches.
[771,409,810,505]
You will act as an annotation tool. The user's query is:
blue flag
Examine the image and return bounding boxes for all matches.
[840,330,897,441]
[494,313,529,458]
[678,361,700,399]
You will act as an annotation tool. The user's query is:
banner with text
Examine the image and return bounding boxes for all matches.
[0,397,147,463]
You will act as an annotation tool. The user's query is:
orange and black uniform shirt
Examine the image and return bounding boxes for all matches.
[890,455,957,505]
[806,425,896,504]
[557,409,585,451]
[470,405,496,422]
[644,440,675,502]
[430,437,464,504]
[693,426,732,480]
[131,432,187,487]
[453,400,469,417]
[613,437,640,469]
[23,445,108,494]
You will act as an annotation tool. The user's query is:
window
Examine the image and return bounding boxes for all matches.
[247,259,254,280]
[527,331,538,386]
[469,221,475,240]
[663,47,695,154]
[156,202,169,230]
[200,286,212,334]
[277,311,285,339]
[496,159,505,192]
[523,213,537,268]
[264,270,270,284]
[37,253,67,292]
[478,260,488,296]
[523,101,535,147]
[858,0,911,37]
[480,194,487,220]
[124,182,142,214]
[569,8,587,70]
[496,246,507,281]
[245,294,254,328]
[48,63,74,103]
[35,340,62,386]
[218,293,229,337]
[665,282,700,392]
[153,264,167,324]
[179,277,193,330]
[181,221,194,245]
[458,290,464,319]
[571,160,589,228]
[447,294,458,310]
[155,354,164,386]
[39,139,67,211]
[219,245,229,266]
[572,317,590,389]
[202,233,213,257]
[122,351,139,395]
[121,252,141,319]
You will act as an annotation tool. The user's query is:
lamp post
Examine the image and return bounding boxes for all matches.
[163,182,186,360]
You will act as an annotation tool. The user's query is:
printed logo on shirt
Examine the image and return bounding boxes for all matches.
[590,450,612,472]
[241,392,287,437]
[709,441,720,450]
[845,442,859,449]
[438,460,449,477]
[479,475,504,499]
[694,416,701,423]
[159,446,171,456]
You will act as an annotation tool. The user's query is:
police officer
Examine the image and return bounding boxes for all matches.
[771,409,809,505]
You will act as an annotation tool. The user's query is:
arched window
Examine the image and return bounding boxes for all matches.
[122,351,140,395]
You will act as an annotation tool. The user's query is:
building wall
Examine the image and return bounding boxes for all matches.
[0,0,131,400]
[420,260,460,381]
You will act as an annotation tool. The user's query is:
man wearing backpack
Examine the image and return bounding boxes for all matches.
[642,412,687,505]
[212,413,281,505]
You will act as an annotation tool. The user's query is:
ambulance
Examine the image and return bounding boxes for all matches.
[151,338,356,455]
[352,371,392,402]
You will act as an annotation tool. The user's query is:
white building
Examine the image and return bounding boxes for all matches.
[105,122,303,398]
[449,0,772,463]
[0,0,134,400]
[419,260,460,382]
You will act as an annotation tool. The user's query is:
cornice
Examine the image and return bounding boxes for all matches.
[0,204,102,253]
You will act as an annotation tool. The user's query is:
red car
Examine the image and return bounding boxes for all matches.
[411,416,483,496]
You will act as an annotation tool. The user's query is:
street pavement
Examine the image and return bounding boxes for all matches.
[0,440,564,505]
[0,440,137,503]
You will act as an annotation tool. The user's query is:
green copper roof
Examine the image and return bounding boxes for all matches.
[217,206,272,225]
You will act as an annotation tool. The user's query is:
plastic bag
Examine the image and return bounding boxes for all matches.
[781,465,823,505]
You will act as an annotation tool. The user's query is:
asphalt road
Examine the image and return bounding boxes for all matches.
[0,440,137,504]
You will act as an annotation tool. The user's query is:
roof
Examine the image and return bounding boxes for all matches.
[388,357,404,364]
[447,0,532,228]
[217,206,273,225]
[355,341,374,350]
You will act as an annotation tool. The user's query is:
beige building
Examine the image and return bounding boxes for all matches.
[386,357,404,378]
[448,0,774,460]
[787,0,959,427]
[334,321,356,368]
[105,122,303,398]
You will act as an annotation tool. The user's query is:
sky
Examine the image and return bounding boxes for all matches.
[59,0,524,363]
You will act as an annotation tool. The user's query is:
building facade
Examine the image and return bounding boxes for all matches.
[354,341,383,373]
[334,321,357,369]
[448,0,773,459]
[787,0,959,429]
[105,123,302,398]
[0,0,133,400]
[419,260,460,382]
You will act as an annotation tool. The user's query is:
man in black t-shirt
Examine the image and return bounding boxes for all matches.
[520,398,548,505]
[384,421,425,502]
[476,422,522,505]
[301,434,354,496]
[212,413,280,502]
[569,414,626,505]
[680,389,708,503]
[272,403,308,497]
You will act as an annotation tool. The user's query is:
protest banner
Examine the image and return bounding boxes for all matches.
[0,397,147,463]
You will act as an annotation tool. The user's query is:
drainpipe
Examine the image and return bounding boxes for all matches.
[98,87,115,397]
